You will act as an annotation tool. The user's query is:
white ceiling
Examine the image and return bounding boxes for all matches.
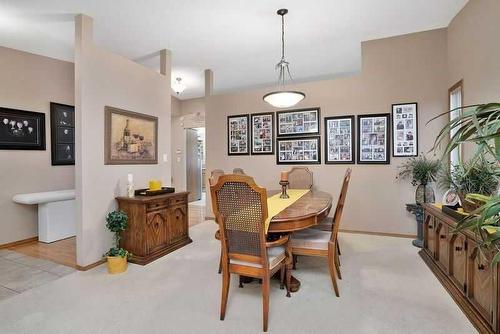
[0,0,467,99]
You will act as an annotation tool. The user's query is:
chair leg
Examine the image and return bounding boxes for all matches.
[337,240,342,256]
[262,276,270,332]
[335,246,342,280]
[328,252,340,297]
[239,276,244,288]
[292,254,297,270]
[220,268,230,320]
[218,250,222,274]
[280,264,285,290]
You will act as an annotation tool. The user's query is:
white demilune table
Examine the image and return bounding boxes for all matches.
[12,189,76,243]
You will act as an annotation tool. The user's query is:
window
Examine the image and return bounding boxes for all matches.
[448,80,463,169]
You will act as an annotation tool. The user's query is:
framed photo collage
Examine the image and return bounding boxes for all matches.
[227,103,418,165]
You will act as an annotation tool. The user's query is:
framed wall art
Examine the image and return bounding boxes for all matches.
[227,114,249,155]
[357,113,390,164]
[392,102,418,157]
[251,112,274,155]
[50,102,75,165]
[276,136,321,165]
[0,107,45,150]
[276,108,320,137]
[104,106,158,165]
[324,115,355,164]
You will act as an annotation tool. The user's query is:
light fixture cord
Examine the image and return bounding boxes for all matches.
[276,11,293,89]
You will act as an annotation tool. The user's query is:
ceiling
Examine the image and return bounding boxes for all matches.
[0,0,467,99]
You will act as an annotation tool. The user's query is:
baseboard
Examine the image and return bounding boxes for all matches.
[76,259,106,271]
[339,229,416,239]
[0,236,38,249]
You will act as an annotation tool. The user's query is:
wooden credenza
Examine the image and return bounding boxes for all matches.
[421,203,499,334]
[116,192,192,265]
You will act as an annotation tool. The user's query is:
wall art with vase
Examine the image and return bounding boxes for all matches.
[0,107,45,150]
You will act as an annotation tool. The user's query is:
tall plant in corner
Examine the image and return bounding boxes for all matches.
[431,103,500,264]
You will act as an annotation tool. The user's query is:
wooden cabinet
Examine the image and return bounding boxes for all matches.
[116,192,192,265]
[421,204,499,334]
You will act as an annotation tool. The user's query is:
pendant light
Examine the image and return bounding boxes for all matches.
[173,77,186,95]
[263,9,305,108]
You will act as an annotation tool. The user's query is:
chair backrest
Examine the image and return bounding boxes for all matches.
[331,168,352,243]
[209,169,225,186]
[288,167,313,189]
[210,174,269,267]
[232,168,246,175]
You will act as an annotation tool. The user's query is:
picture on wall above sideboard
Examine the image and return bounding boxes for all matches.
[227,114,249,156]
[276,108,320,137]
[324,115,355,164]
[392,102,418,157]
[50,102,75,165]
[251,112,274,155]
[277,136,321,165]
[357,113,390,164]
[104,106,158,165]
[0,107,45,150]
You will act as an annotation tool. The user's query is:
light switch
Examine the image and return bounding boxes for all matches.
[163,153,168,162]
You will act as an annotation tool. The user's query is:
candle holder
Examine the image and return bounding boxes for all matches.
[279,180,290,199]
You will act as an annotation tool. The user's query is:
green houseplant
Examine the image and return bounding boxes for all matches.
[105,210,130,274]
[431,103,500,264]
[397,154,441,204]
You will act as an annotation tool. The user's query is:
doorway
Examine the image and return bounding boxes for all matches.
[186,127,205,203]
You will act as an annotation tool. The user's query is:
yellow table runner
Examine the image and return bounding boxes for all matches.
[264,189,310,233]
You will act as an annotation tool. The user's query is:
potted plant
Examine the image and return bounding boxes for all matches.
[104,210,130,274]
[438,158,498,212]
[397,154,441,204]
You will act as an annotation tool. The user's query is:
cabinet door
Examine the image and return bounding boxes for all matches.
[424,213,436,257]
[467,239,496,325]
[450,233,467,293]
[145,210,170,253]
[436,221,449,271]
[168,205,188,243]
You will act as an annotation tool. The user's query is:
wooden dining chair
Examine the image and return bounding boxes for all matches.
[209,169,226,274]
[288,167,313,189]
[211,174,290,332]
[232,167,246,175]
[290,168,351,297]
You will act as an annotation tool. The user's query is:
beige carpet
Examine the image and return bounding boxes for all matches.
[0,221,476,334]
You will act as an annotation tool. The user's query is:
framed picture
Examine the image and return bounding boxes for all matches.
[227,114,249,155]
[324,115,355,164]
[251,112,274,155]
[276,136,321,165]
[276,108,320,137]
[0,107,45,150]
[392,102,418,157]
[104,106,158,165]
[357,113,390,164]
[50,102,75,165]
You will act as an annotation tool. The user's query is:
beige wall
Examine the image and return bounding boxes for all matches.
[75,15,172,266]
[205,29,449,235]
[0,47,74,245]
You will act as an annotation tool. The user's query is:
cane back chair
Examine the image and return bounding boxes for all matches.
[288,167,313,189]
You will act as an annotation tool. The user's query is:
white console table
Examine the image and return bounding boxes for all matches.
[13,190,76,243]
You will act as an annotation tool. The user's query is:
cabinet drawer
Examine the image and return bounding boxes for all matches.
[146,201,169,212]
[169,196,187,206]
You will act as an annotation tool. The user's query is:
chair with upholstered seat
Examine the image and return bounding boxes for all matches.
[211,174,290,332]
[209,169,226,274]
[288,166,313,189]
[290,168,351,297]
[232,167,246,175]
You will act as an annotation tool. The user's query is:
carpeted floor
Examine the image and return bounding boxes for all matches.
[0,221,476,334]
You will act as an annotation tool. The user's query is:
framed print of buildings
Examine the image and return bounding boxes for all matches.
[251,112,274,155]
[227,114,249,155]
[324,115,355,164]
[357,113,390,164]
[276,136,321,165]
[392,103,418,157]
[276,108,320,137]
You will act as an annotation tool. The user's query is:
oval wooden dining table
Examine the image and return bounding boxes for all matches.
[267,189,333,293]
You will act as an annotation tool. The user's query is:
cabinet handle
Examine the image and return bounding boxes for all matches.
[478,264,485,271]
[440,235,446,239]
[455,246,462,251]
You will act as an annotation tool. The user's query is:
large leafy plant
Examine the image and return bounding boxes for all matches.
[397,154,441,186]
[105,210,130,258]
[431,103,500,264]
[439,158,498,196]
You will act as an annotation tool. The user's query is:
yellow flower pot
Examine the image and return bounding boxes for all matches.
[107,256,128,274]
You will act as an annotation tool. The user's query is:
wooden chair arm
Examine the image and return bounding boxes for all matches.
[266,235,289,248]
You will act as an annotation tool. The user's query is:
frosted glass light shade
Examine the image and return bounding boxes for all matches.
[263,91,305,108]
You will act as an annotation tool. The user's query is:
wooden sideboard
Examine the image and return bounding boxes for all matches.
[421,203,499,334]
[116,192,192,265]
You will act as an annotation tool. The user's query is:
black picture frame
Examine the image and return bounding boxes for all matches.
[50,102,75,165]
[392,102,418,157]
[276,136,321,165]
[227,114,250,156]
[357,113,390,164]
[324,115,355,164]
[276,107,320,137]
[0,107,45,150]
[250,112,274,155]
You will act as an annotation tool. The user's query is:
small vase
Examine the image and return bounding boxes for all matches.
[415,184,435,204]
[107,256,128,274]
